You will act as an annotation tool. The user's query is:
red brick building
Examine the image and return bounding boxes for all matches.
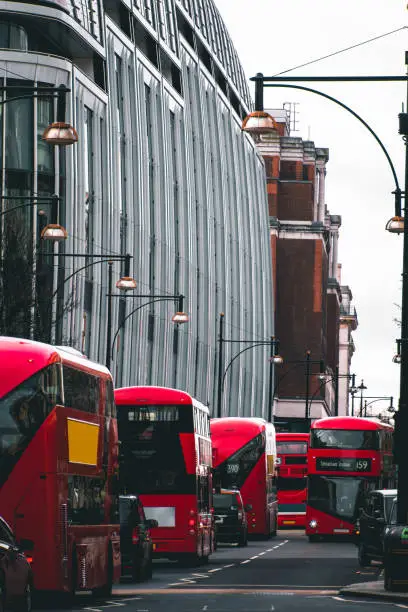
[251,109,357,430]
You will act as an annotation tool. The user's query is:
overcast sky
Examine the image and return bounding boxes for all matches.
[216,0,407,415]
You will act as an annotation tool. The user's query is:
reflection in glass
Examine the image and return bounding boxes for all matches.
[311,429,378,450]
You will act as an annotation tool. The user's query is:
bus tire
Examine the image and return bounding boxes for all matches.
[238,528,248,547]
[358,543,371,567]
[92,546,113,598]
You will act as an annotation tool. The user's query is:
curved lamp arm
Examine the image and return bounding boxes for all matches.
[221,341,272,391]
[111,297,179,360]
[265,83,401,213]
[46,258,119,318]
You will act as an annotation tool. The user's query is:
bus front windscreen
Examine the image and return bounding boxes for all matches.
[0,364,61,486]
[117,404,195,494]
[215,433,265,490]
[308,474,367,523]
[310,429,378,450]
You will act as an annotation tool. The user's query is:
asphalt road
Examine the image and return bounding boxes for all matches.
[38,530,401,612]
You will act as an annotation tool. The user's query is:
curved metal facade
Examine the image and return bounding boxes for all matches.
[0,0,274,418]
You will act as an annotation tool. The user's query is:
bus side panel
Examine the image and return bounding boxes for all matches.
[140,494,199,557]
[0,411,59,590]
[240,455,273,536]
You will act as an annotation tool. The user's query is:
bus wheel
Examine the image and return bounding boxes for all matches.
[92,547,113,598]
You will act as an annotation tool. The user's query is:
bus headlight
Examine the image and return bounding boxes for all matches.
[309,520,318,529]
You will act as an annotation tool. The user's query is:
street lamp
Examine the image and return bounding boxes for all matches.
[357,379,368,417]
[44,253,135,361]
[108,292,188,371]
[216,312,281,421]
[359,396,394,418]
[273,351,325,421]
[393,339,402,364]
[306,371,356,419]
[242,62,408,530]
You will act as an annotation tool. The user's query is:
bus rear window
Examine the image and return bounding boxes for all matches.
[127,406,179,422]
[277,442,307,454]
[310,429,378,450]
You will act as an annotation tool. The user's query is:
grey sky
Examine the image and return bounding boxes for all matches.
[215,0,407,414]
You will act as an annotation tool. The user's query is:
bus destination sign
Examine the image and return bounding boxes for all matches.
[316,457,372,472]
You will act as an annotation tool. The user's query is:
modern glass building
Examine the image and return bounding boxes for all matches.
[0,0,274,417]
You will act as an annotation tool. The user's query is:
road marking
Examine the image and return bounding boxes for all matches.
[240,560,251,564]
[250,555,259,559]
[202,607,208,611]
[192,573,211,578]
[258,552,266,556]
[207,568,223,573]
[120,598,142,602]
[105,602,125,607]
[273,546,279,549]
[84,608,102,612]
[396,605,408,609]
[223,564,234,568]
[266,549,273,552]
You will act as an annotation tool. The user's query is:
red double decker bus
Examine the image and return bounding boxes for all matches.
[0,337,121,598]
[211,417,278,537]
[306,416,395,540]
[276,433,309,528]
[115,386,214,565]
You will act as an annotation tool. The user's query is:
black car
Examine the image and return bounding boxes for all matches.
[119,495,158,582]
[357,488,397,566]
[0,516,32,611]
[213,489,249,546]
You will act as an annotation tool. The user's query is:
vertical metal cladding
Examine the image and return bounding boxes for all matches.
[0,0,274,418]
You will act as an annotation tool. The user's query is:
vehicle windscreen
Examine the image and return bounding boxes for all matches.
[310,429,379,450]
[214,432,265,490]
[213,494,235,509]
[308,475,368,523]
[0,364,61,486]
[117,404,195,494]
[385,496,397,522]
[277,441,307,454]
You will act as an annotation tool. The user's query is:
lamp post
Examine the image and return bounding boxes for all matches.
[109,292,188,371]
[216,313,281,420]
[46,253,135,364]
[307,371,356,419]
[243,62,408,529]
[359,396,394,418]
[273,352,325,422]
[356,380,368,418]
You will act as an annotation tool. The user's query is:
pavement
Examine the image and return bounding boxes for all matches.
[339,569,408,603]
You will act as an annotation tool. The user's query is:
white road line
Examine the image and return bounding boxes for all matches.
[396,605,408,609]
[180,578,197,583]
[223,564,235,568]
[273,546,279,549]
[202,606,208,611]
[240,560,251,564]
[84,608,102,612]
[105,602,125,607]
[258,552,266,556]
[266,549,273,552]
[120,598,142,602]
[207,568,223,572]
[250,555,259,559]
[192,573,211,578]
